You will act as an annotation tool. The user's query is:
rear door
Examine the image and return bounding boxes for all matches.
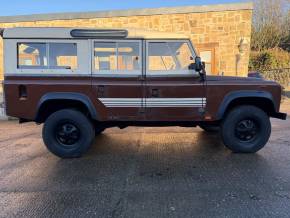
[91,40,145,121]
[145,40,206,121]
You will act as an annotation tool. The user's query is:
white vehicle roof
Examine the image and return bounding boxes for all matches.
[2,27,189,40]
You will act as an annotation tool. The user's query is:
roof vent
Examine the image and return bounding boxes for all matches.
[70,29,128,38]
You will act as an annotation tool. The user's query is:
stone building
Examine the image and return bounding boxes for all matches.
[0,2,252,78]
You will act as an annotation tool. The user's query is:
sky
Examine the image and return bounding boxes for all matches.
[0,0,245,16]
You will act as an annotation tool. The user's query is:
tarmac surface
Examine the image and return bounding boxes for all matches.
[0,103,289,217]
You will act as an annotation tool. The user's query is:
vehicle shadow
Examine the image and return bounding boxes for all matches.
[4,128,278,217]
[46,128,271,189]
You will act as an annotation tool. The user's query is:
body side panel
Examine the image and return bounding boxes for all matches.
[205,78,282,120]
[144,76,206,121]
[4,76,108,121]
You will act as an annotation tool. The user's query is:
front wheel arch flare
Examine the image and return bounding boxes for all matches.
[216,91,277,120]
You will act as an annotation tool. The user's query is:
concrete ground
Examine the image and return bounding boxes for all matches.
[0,102,289,218]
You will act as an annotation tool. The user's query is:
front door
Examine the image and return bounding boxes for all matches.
[92,40,145,121]
[145,40,206,121]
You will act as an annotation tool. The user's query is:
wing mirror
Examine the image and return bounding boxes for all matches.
[194,56,203,72]
[188,56,205,73]
[188,56,206,81]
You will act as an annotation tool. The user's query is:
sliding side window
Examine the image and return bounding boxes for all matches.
[17,42,78,70]
[49,43,77,70]
[17,43,47,69]
[94,41,141,75]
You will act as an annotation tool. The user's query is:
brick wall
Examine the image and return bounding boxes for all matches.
[0,4,253,78]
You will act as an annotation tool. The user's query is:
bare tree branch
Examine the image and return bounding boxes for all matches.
[251,0,290,51]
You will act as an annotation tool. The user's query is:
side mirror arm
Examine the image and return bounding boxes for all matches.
[189,57,207,82]
[199,62,206,82]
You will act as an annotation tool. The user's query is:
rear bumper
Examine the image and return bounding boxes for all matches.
[272,112,287,120]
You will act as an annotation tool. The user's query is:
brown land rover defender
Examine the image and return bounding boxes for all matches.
[1,27,287,158]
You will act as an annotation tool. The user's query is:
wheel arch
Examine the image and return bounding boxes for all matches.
[217,90,277,120]
[35,92,98,123]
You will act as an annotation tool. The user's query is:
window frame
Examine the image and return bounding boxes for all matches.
[146,39,198,77]
[47,42,78,70]
[5,39,90,76]
[17,42,48,69]
[195,42,218,75]
[199,50,213,75]
[92,39,142,77]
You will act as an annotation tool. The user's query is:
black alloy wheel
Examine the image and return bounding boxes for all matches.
[55,122,81,146]
[234,119,259,142]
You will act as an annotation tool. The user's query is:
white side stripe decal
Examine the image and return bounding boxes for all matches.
[99,98,206,107]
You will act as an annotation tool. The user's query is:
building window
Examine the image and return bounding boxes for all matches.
[196,43,218,75]
[17,42,78,70]
[94,41,141,74]
[147,41,195,75]
[200,50,212,75]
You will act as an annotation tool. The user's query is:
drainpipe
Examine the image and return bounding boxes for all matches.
[0,29,4,37]
[236,54,241,76]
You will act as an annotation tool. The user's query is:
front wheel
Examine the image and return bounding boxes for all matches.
[221,105,271,153]
[42,109,95,158]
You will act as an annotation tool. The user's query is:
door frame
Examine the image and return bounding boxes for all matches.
[90,39,146,120]
[143,39,206,121]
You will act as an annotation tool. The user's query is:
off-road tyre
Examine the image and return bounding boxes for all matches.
[42,109,95,158]
[221,105,271,153]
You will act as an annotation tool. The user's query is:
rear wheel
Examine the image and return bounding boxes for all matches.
[42,109,95,158]
[221,105,271,153]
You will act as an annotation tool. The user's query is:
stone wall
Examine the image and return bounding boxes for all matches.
[0,3,253,78]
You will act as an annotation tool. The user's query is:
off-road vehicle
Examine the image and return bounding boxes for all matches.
[1,27,287,158]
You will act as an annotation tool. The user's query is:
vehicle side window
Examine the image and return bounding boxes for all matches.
[17,43,47,69]
[117,42,141,71]
[148,42,175,71]
[94,41,141,75]
[147,41,195,75]
[17,42,78,70]
[94,42,117,71]
[49,43,77,70]
[174,42,194,69]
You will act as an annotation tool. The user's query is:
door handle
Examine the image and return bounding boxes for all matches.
[97,85,105,97]
[151,89,159,98]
